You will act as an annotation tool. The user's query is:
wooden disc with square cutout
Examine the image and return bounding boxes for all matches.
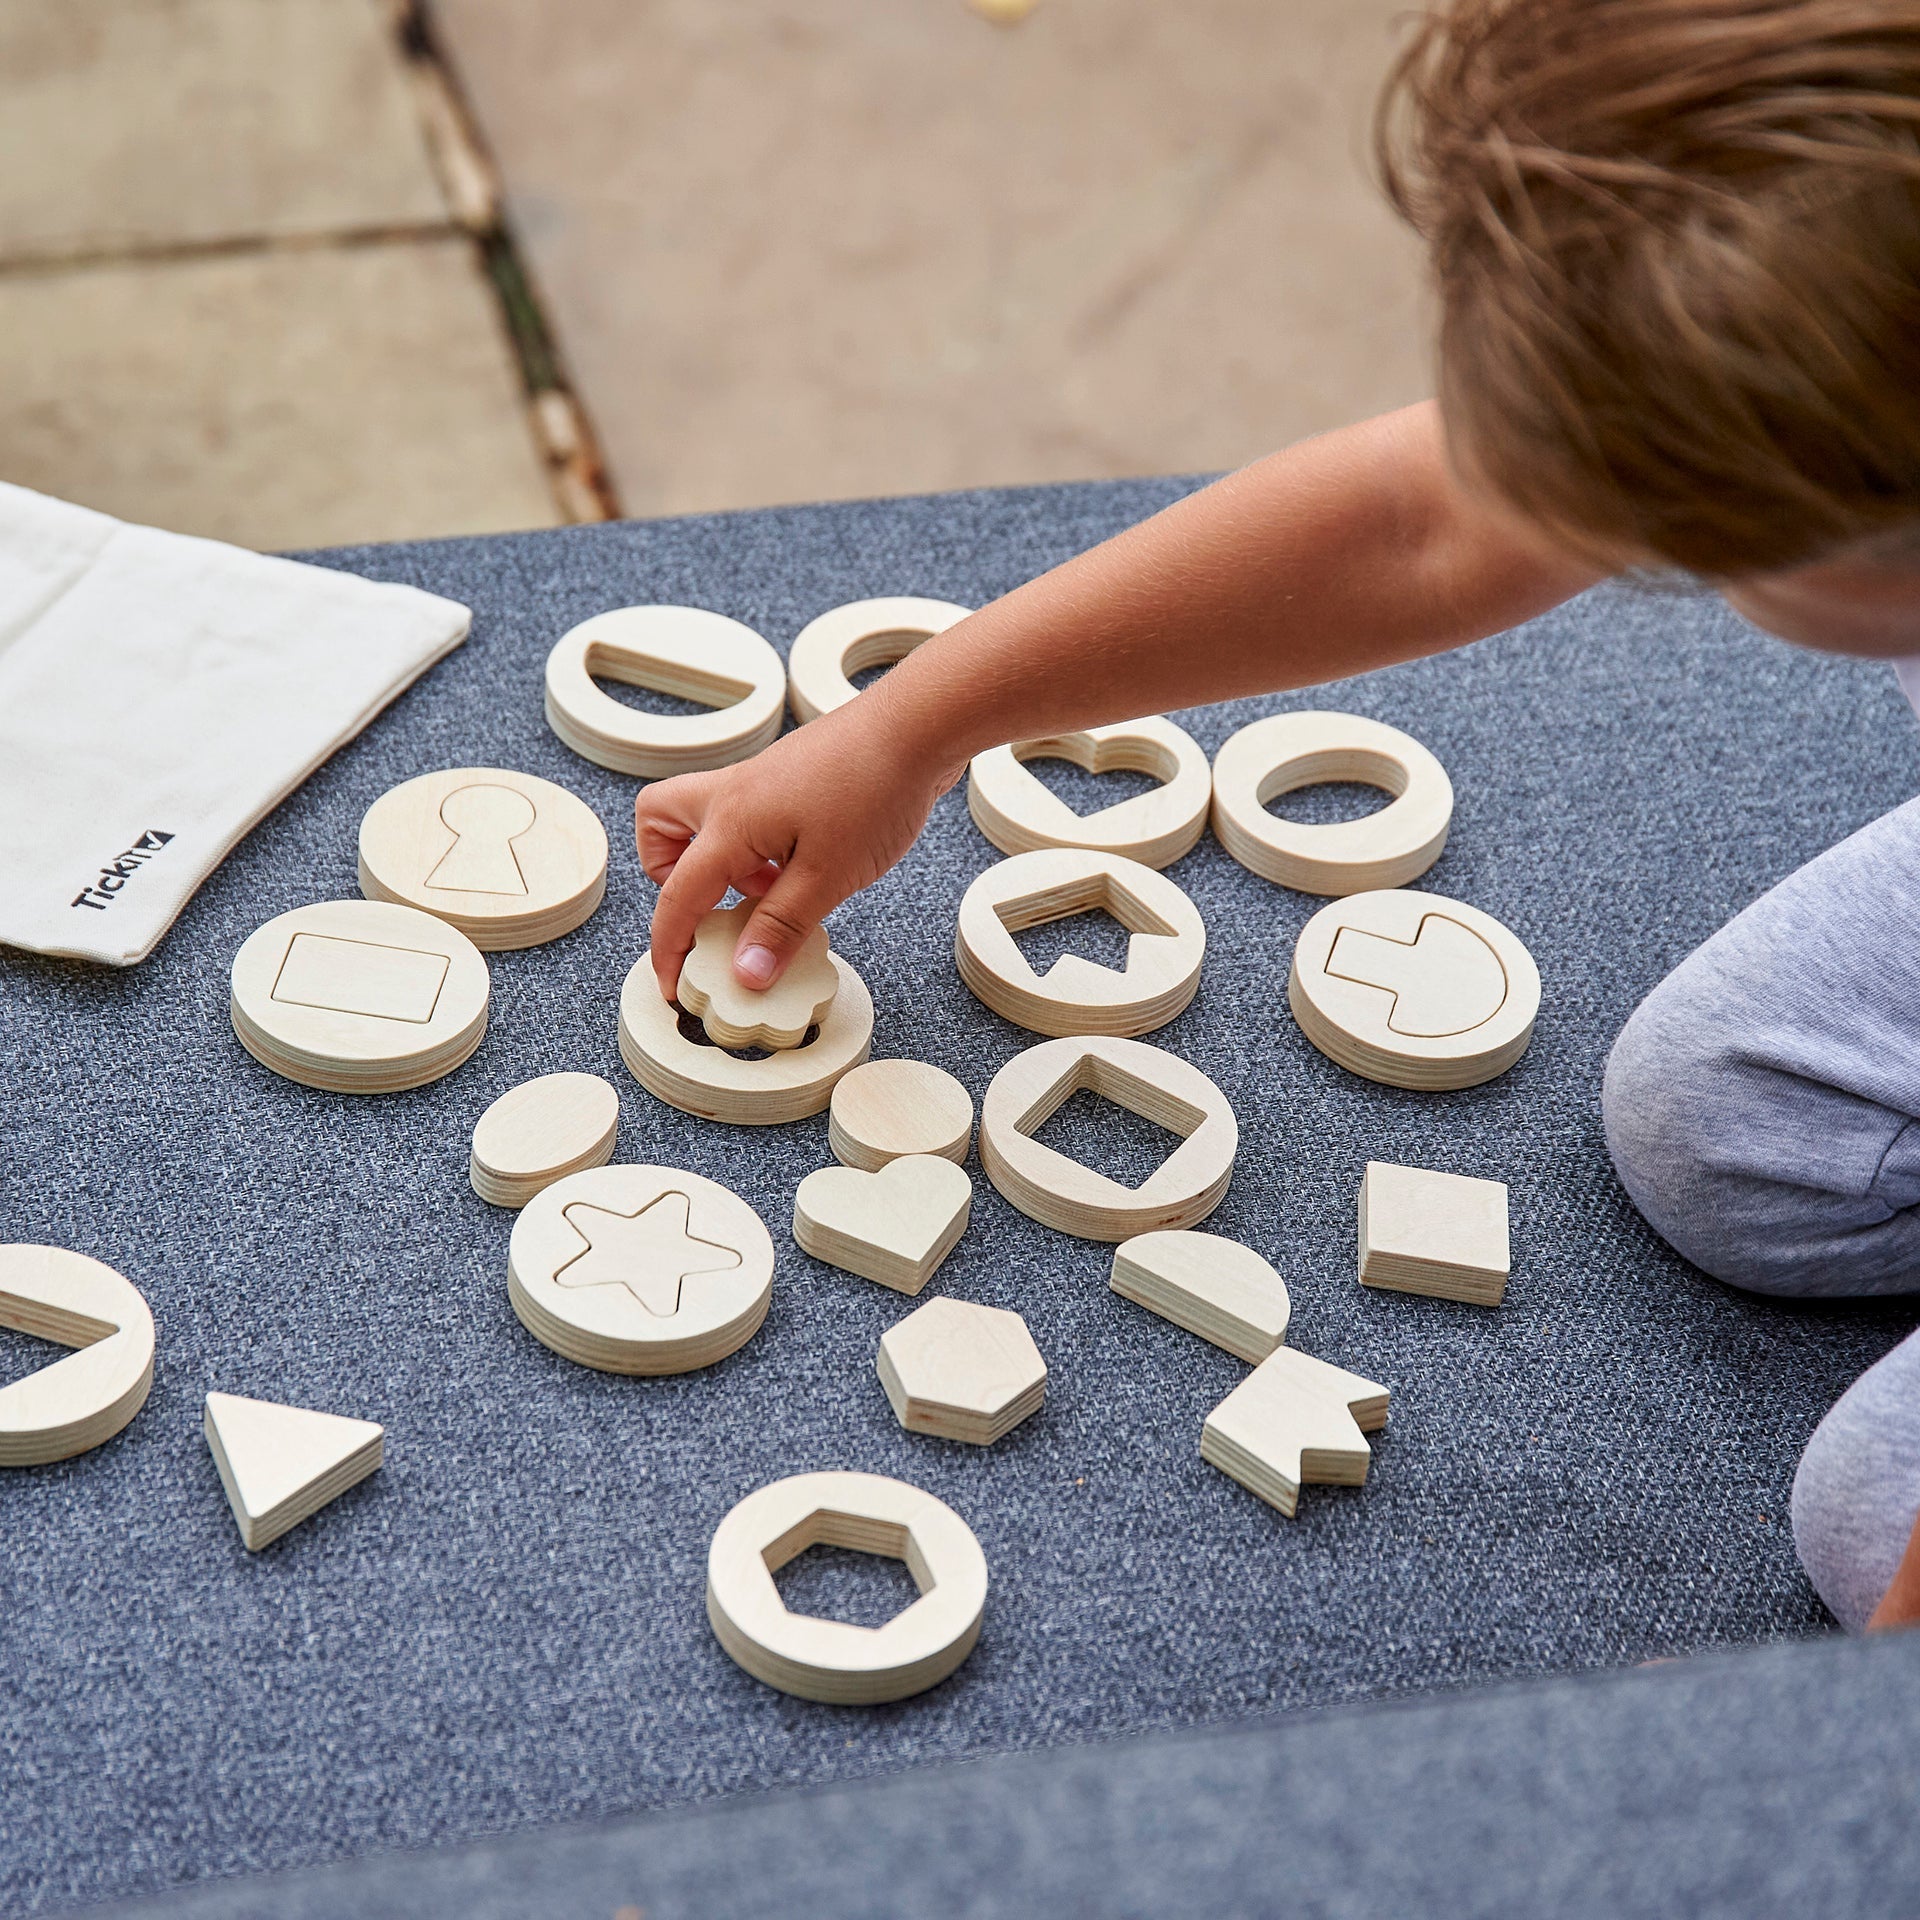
[978,1034,1237,1240]
[1289,887,1540,1090]
[706,1470,988,1703]
[956,846,1205,1037]
[618,950,874,1125]
[231,899,490,1094]
[967,716,1211,869]
[544,605,787,777]
[829,1059,973,1172]
[508,1163,775,1373]
[787,596,972,725]
[358,767,608,949]
[471,1072,620,1208]
[0,1245,155,1466]
[1211,711,1453,895]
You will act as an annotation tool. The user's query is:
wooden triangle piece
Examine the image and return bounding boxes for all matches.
[204,1392,384,1552]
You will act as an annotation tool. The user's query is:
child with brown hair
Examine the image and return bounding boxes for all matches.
[634,0,1920,1631]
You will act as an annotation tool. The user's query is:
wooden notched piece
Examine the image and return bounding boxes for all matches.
[1210,710,1453,896]
[828,1059,973,1173]
[705,1470,988,1703]
[1201,1347,1390,1519]
[955,847,1206,1039]
[967,716,1212,870]
[978,1034,1237,1240]
[1110,1229,1290,1363]
[203,1392,384,1552]
[1289,888,1541,1091]
[677,902,839,1051]
[544,605,787,778]
[877,1297,1046,1445]
[470,1071,620,1208]
[1359,1160,1511,1306]
[787,596,972,725]
[0,1245,155,1467]
[358,766,609,950]
[793,1155,973,1295]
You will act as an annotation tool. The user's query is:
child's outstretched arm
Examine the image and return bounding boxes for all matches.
[636,399,1602,999]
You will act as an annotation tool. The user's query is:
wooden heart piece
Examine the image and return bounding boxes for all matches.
[678,901,840,1050]
[792,1154,973,1294]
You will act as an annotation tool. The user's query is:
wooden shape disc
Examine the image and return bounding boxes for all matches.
[1211,710,1453,896]
[0,1245,155,1466]
[471,1072,621,1208]
[677,902,839,1050]
[978,1034,1237,1241]
[967,716,1212,869]
[230,899,490,1094]
[955,846,1205,1038]
[829,1059,973,1172]
[706,1470,988,1703]
[357,767,609,950]
[787,596,972,725]
[508,1163,775,1374]
[1289,888,1540,1091]
[544,605,787,778]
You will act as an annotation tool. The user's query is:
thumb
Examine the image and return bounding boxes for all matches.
[732,863,841,988]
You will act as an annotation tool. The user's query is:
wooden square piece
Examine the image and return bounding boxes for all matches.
[1358,1161,1510,1306]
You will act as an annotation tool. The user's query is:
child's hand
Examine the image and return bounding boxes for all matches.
[636,699,960,1003]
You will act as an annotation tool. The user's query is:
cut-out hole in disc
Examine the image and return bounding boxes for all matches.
[1027,1085,1184,1191]
[1009,906,1134,978]
[1022,757,1163,818]
[1262,780,1393,826]
[590,677,740,720]
[772,1542,922,1629]
[0,1323,79,1387]
[847,661,894,694]
[674,1004,821,1061]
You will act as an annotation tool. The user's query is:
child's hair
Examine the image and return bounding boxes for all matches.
[1378,0,1920,576]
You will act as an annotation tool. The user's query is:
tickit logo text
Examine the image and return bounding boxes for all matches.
[72,830,177,911]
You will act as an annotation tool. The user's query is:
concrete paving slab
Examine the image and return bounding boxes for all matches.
[433,0,1430,516]
[0,237,561,549]
[0,0,448,263]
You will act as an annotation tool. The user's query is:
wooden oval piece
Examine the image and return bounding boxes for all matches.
[471,1072,621,1208]
[829,1059,973,1172]
[358,767,608,949]
[706,1470,988,1703]
[787,596,972,725]
[1211,710,1453,895]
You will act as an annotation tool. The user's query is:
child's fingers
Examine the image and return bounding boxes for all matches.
[649,831,753,1001]
[635,773,716,885]
[731,861,843,989]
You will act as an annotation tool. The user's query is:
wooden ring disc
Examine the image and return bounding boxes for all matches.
[471,1072,620,1207]
[231,900,490,1094]
[357,767,609,949]
[705,1470,987,1703]
[1288,887,1540,1090]
[955,847,1205,1038]
[828,1059,974,1172]
[1210,710,1453,895]
[507,1163,774,1374]
[787,596,971,725]
[966,716,1211,869]
[618,951,874,1124]
[544,606,786,778]
[978,1035,1237,1240]
[0,1246,155,1465]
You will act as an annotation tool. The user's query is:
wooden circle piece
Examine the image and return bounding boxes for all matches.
[471,1072,620,1208]
[787,596,972,725]
[544,605,787,778]
[618,951,874,1125]
[1289,887,1541,1090]
[1211,711,1453,895]
[508,1163,774,1374]
[231,899,490,1094]
[967,716,1211,869]
[828,1059,973,1172]
[955,847,1204,1038]
[358,767,608,950]
[706,1470,987,1703]
[0,1245,155,1466]
[978,1035,1237,1240]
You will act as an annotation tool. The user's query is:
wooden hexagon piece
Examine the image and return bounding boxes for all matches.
[677,901,840,1051]
[877,1297,1046,1446]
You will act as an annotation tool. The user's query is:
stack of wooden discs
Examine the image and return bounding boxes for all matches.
[230,899,490,1094]
[470,1072,620,1207]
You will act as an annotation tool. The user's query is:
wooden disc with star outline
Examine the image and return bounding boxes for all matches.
[507,1164,775,1374]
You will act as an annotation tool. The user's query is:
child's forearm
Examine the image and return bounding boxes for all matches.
[1868,1507,1920,1630]
[866,400,1603,783]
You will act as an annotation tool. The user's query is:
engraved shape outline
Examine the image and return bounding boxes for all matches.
[268,932,452,1024]
[1323,911,1509,1036]
[425,782,538,897]
[554,1190,745,1317]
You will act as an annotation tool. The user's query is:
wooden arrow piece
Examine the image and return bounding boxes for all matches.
[1200,1347,1389,1518]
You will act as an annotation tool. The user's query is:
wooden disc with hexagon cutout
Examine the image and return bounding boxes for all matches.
[877,1297,1046,1445]
[507,1164,774,1374]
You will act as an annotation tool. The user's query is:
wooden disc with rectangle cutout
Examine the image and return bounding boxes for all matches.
[787,596,972,725]
[358,767,608,949]
[956,847,1204,1037]
[978,1034,1237,1240]
[544,605,787,777]
[967,716,1211,869]
[1289,888,1540,1090]
[231,899,490,1094]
